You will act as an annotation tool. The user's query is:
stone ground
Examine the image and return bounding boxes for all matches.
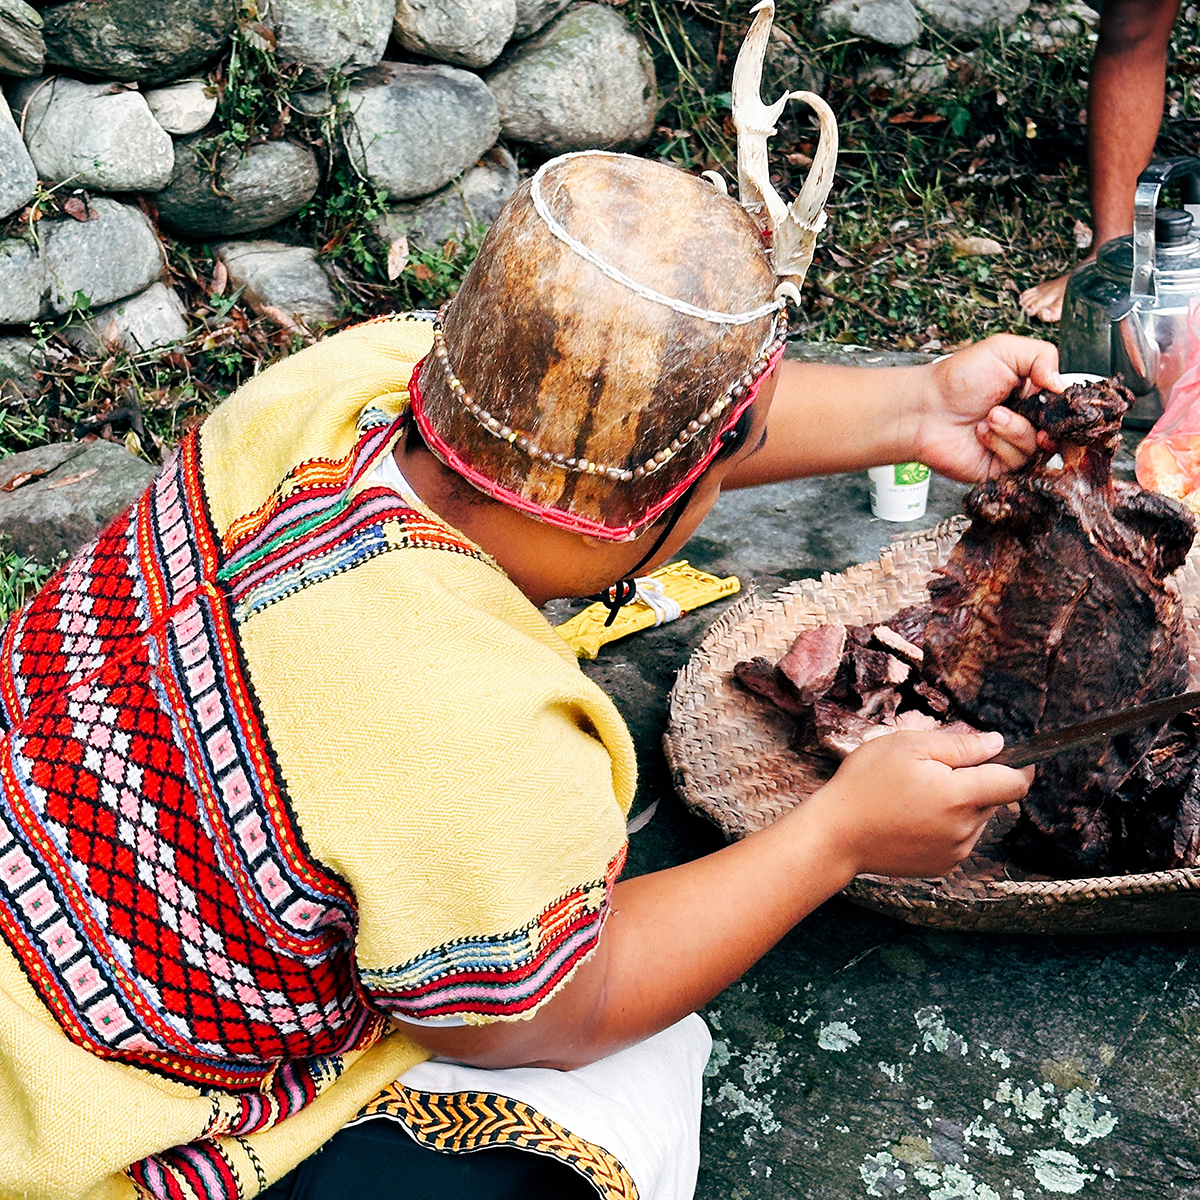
[547,348,1198,1200]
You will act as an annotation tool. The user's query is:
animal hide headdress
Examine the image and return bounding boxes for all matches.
[411,1,838,540]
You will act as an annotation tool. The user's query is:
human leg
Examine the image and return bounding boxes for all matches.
[1020,0,1180,322]
[261,1120,600,1200]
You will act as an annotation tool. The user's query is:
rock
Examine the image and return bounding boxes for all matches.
[485,4,657,153]
[1065,0,1099,28]
[42,197,164,314]
[343,62,500,202]
[144,79,217,135]
[156,137,319,237]
[0,238,49,324]
[9,76,174,192]
[912,0,1029,38]
[213,240,338,327]
[0,336,43,401]
[0,440,155,562]
[287,85,337,117]
[902,46,949,92]
[0,0,44,76]
[393,0,515,69]
[372,145,518,253]
[817,0,921,46]
[268,0,391,80]
[41,0,236,86]
[0,96,36,222]
[62,282,188,355]
[0,197,163,322]
[512,0,571,40]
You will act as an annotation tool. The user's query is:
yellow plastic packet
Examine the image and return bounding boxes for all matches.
[555,560,741,659]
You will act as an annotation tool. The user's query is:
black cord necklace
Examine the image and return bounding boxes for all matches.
[590,418,751,626]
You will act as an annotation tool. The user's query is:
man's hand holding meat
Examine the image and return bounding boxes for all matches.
[721,334,1066,492]
[808,729,1035,878]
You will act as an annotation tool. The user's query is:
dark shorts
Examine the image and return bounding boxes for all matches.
[261,1118,600,1200]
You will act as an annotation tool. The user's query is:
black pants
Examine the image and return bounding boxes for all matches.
[261,1119,599,1199]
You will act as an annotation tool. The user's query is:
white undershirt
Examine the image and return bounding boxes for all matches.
[370,447,423,509]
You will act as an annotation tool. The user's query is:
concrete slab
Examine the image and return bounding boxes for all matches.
[550,359,1185,1200]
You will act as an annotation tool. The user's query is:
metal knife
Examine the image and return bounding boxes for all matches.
[991,689,1200,769]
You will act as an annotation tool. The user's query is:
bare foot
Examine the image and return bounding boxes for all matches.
[1019,273,1071,323]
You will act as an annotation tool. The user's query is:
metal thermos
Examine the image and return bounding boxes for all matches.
[1059,157,1200,428]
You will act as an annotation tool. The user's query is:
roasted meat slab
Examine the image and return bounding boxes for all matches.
[736,379,1200,876]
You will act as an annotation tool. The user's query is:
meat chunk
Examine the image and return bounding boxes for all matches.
[733,657,807,716]
[812,700,969,760]
[872,624,924,667]
[853,646,910,694]
[778,623,846,703]
[922,378,1198,873]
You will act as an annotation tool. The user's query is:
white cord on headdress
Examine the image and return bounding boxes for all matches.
[530,151,783,327]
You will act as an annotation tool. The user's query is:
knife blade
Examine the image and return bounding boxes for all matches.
[991,690,1200,769]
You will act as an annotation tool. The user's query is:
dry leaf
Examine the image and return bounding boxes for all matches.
[62,196,96,222]
[210,259,228,297]
[829,250,854,268]
[888,111,944,126]
[410,262,435,282]
[1,468,50,492]
[242,20,276,50]
[1073,219,1094,250]
[259,304,313,342]
[786,151,813,167]
[950,234,1004,257]
[100,321,122,351]
[46,469,98,490]
[387,236,409,281]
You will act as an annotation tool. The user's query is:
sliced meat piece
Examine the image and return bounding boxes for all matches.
[859,687,901,720]
[853,646,910,695]
[778,622,847,704]
[734,657,807,715]
[889,604,930,648]
[872,624,924,667]
[813,700,893,759]
[913,681,952,716]
[890,710,941,732]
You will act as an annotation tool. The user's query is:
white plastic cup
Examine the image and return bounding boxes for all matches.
[868,462,931,521]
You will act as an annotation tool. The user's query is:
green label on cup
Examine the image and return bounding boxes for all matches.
[893,462,930,485]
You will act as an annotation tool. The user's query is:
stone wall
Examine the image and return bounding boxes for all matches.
[0,0,658,390]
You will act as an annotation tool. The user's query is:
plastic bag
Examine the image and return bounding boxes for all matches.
[1136,295,1200,512]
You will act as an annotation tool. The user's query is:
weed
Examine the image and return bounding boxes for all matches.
[0,544,56,624]
[203,1,301,158]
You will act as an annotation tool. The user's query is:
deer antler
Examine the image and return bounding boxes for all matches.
[732,0,839,304]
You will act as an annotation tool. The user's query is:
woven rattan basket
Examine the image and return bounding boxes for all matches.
[665,517,1200,933]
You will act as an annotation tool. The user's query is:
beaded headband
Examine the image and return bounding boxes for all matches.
[409,335,787,542]
[429,302,788,485]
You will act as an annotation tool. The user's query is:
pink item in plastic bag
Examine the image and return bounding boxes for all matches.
[1136,296,1200,511]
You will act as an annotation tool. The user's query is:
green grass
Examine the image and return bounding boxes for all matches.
[633,0,1200,347]
[0,546,55,624]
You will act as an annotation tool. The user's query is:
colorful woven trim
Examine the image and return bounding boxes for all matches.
[410,342,787,542]
[359,844,625,1021]
[217,407,482,624]
[355,1085,639,1200]
[127,1137,253,1200]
